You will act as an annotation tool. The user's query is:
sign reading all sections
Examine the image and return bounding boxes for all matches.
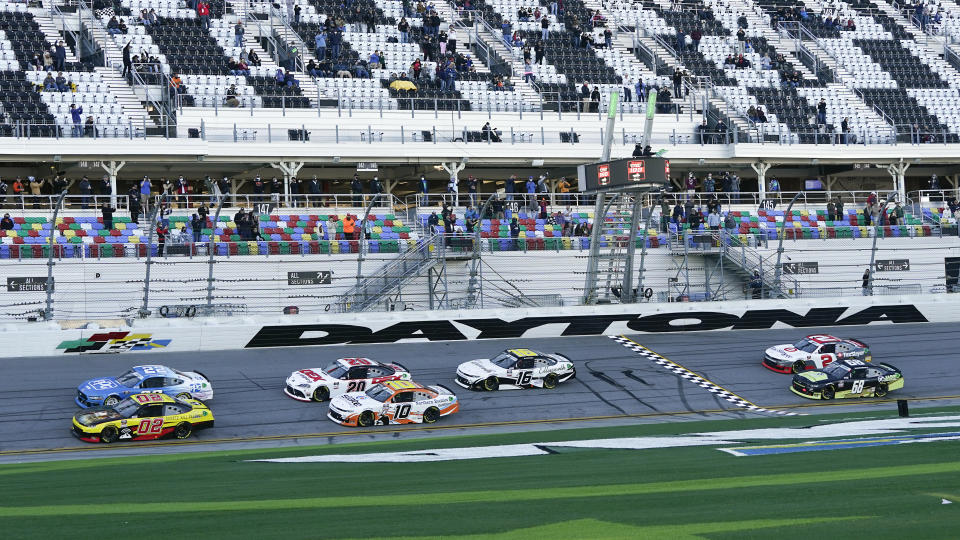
[356,162,378,172]
[577,157,670,193]
[7,277,51,292]
[781,262,819,275]
[876,259,910,272]
[287,271,332,286]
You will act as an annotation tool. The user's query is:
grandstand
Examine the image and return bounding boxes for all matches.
[0,0,956,322]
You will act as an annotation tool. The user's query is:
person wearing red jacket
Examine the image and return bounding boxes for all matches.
[197,1,210,30]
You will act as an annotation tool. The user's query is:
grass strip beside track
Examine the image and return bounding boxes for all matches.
[2,407,959,539]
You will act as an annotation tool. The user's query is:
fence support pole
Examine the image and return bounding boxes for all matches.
[43,190,68,321]
[139,204,162,317]
[773,192,803,297]
[205,192,226,311]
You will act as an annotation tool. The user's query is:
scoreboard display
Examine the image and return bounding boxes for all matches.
[577,157,670,193]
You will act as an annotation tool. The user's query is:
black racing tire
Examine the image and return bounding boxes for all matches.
[543,373,559,389]
[482,376,499,391]
[423,407,440,424]
[357,410,375,427]
[175,392,192,400]
[103,395,121,407]
[875,383,888,398]
[311,386,330,402]
[174,423,192,439]
[100,426,119,443]
[821,385,835,400]
[791,360,806,374]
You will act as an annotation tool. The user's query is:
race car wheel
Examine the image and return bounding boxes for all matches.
[174,423,192,439]
[311,386,330,402]
[176,392,192,400]
[875,383,888,398]
[821,386,835,400]
[100,426,119,444]
[423,407,440,424]
[791,360,806,374]
[357,410,375,427]
[482,376,499,391]
[543,373,559,389]
[103,396,120,407]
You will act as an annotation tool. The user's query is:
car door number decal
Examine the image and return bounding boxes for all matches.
[395,404,411,419]
[515,371,532,385]
[347,381,366,392]
[136,418,164,434]
[851,380,865,393]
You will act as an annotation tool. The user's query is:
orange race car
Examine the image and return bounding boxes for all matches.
[327,380,459,427]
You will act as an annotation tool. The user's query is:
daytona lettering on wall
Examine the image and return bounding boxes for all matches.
[244,305,928,348]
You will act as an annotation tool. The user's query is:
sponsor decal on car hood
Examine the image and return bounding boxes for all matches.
[458,359,495,377]
[79,378,120,393]
[765,345,801,361]
[797,372,829,382]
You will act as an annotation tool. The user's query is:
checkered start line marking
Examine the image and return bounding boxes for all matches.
[609,335,800,416]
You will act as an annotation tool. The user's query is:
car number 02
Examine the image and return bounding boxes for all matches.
[851,380,865,394]
[347,381,366,392]
[515,371,532,385]
[395,404,411,419]
[137,418,164,434]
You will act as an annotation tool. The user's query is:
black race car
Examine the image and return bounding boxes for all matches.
[791,359,904,400]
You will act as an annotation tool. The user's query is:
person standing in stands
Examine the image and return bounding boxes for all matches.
[78,176,92,209]
[140,175,152,212]
[101,202,115,231]
[467,175,478,206]
[288,177,301,208]
[418,174,429,206]
[129,190,141,224]
[54,41,66,72]
[0,213,12,230]
[861,268,871,296]
[672,68,683,99]
[191,213,203,244]
[197,1,210,31]
[750,271,762,299]
[343,213,356,240]
[691,28,701,52]
[541,15,550,41]
[234,21,245,48]
[505,174,516,205]
[350,174,362,205]
[315,30,326,60]
[70,104,83,137]
[122,42,131,77]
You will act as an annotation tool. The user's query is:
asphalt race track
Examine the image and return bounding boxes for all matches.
[1,322,957,457]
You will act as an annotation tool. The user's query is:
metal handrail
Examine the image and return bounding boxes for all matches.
[338,233,442,312]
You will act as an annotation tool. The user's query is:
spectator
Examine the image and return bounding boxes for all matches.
[54,41,66,71]
[398,18,409,43]
[685,172,697,200]
[427,211,439,230]
[78,176,92,209]
[750,271,762,299]
[538,197,548,219]
[248,49,261,67]
[351,174,362,205]
[724,211,735,231]
[672,68,683,99]
[707,209,721,230]
[129,192,141,224]
[827,199,835,221]
[225,84,240,107]
[580,80,591,112]
[525,176,536,209]
[176,175,190,208]
[197,1,210,31]
[156,220,168,254]
[233,22,244,48]
[140,176,152,211]
[834,196,844,221]
[505,174,516,203]
[101,202,115,230]
[466,175,478,206]
[0,212,12,230]
[29,176,43,208]
[69,104,83,137]
[510,216,519,238]
[862,269,871,296]
[590,86,600,112]
[122,42,131,77]
[816,98,826,124]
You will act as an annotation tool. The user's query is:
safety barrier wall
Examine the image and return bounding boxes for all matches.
[2,293,957,357]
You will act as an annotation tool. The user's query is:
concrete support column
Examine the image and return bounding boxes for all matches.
[751,161,771,203]
[270,161,304,207]
[99,160,126,207]
[886,160,910,204]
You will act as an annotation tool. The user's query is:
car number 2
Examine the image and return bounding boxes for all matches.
[851,380,865,394]
[137,418,164,434]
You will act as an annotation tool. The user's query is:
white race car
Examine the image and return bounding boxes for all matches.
[327,380,460,427]
[762,335,871,374]
[455,348,576,391]
[283,358,411,402]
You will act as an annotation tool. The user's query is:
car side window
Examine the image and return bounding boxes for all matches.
[140,377,164,389]
[866,368,882,378]
[137,404,164,418]
[852,368,867,379]
[366,367,384,378]
[393,391,413,403]
[819,344,836,354]
[164,404,186,416]
[515,358,534,369]
[347,367,368,379]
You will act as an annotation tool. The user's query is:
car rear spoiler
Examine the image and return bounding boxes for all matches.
[391,361,409,372]
[433,383,456,395]
[847,338,869,348]
[877,362,901,372]
[552,353,571,362]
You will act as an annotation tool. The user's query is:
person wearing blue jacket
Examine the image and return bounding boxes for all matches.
[70,104,83,137]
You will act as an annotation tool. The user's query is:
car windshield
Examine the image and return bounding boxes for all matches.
[115,369,141,387]
[823,363,851,377]
[113,397,140,417]
[324,362,347,378]
[364,384,393,402]
[491,352,518,368]
[791,339,818,353]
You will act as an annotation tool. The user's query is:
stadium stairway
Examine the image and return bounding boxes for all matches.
[95,67,155,130]
[79,6,125,69]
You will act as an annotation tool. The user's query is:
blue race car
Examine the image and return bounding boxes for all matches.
[76,365,213,408]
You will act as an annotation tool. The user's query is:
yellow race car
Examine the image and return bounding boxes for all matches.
[71,393,214,443]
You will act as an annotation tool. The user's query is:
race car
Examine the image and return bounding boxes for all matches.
[76,365,213,408]
[762,335,871,374]
[455,348,576,391]
[790,359,903,400]
[327,380,459,427]
[283,357,411,402]
[71,393,214,443]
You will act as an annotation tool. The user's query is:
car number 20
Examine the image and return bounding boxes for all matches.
[347,381,366,392]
